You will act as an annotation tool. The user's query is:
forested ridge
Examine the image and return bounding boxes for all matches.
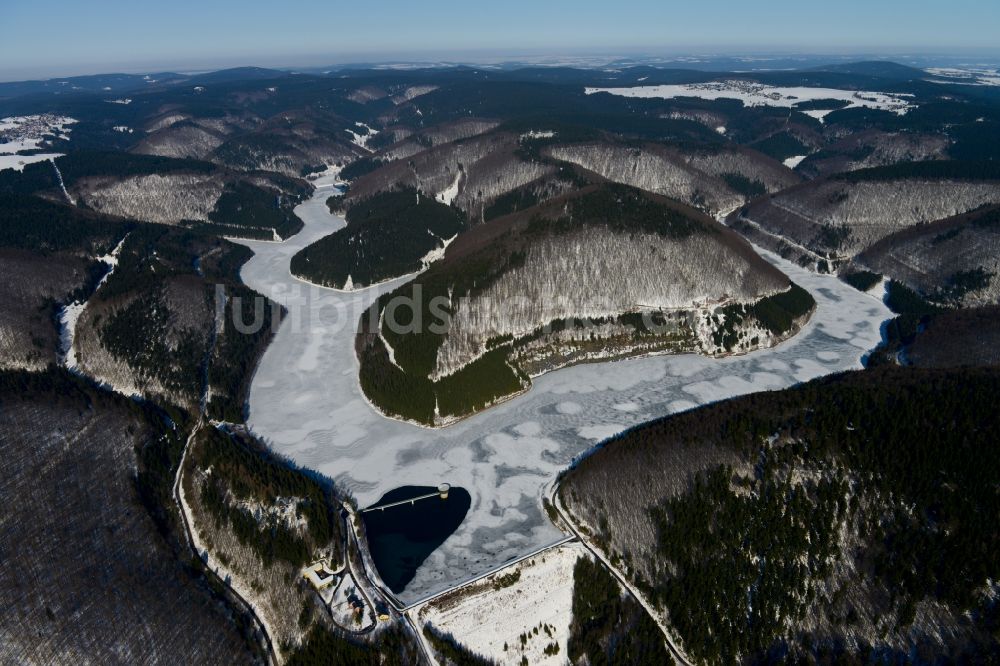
[833,159,1000,183]
[0,368,260,662]
[79,223,278,415]
[561,366,1000,663]
[0,192,131,253]
[355,183,799,425]
[192,426,340,568]
[291,186,466,288]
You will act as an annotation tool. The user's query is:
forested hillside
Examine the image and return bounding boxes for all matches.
[72,224,278,415]
[2,151,310,239]
[731,161,1000,271]
[355,183,812,425]
[0,370,254,663]
[545,141,798,217]
[853,204,1000,307]
[0,194,131,370]
[291,187,467,289]
[560,366,1000,663]
[180,425,348,659]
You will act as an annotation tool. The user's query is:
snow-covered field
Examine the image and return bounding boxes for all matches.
[586,80,914,115]
[925,66,1000,87]
[783,154,808,169]
[0,114,75,171]
[415,542,586,665]
[234,173,891,604]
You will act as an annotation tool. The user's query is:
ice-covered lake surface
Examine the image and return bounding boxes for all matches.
[235,172,892,604]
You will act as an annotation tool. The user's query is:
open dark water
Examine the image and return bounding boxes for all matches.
[362,485,471,593]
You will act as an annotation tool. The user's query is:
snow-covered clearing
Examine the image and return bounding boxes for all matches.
[58,236,127,372]
[0,153,62,172]
[420,232,457,269]
[586,80,914,115]
[232,172,891,605]
[520,130,556,140]
[322,572,376,631]
[435,171,461,205]
[346,122,379,151]
[783,154,808,168]
[416,542,586,665]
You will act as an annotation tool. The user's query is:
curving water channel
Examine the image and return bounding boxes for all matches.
[234,172,892,604]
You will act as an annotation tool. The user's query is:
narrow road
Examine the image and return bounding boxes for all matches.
[172,422,277,666]
[549,483,695,666]
[340,509,437,665]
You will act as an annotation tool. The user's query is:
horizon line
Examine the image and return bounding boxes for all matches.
[3,46,1000,84]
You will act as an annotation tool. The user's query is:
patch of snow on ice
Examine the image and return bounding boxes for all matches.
[783,155,808,168]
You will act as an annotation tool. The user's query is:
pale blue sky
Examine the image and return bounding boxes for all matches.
[2,0,998,80]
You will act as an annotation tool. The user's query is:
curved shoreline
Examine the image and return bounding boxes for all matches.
[233,173,892,605]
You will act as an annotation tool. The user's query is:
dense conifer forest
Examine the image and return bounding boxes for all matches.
[192,426,341,568]
[286,625,422,666]
[291,187,466,288]
[568,556,670,664]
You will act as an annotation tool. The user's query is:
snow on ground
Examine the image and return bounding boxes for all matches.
[420,233,457,269]
[415,542,585,665]
[58,301,87,370]
[0,114,76,152]
[0,153,62,172]
[232,174,891,605]
[586,80,914,115]
[435,171,462,205]
[520,130,556,140]
[391,85,439,104]
[58,236,127,372]
[925,67,1000,87]
[0,114,75,171]
[783,154,808,168]
[345,122,379,151]
[802,109,835,122]
[322,572,376,631]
